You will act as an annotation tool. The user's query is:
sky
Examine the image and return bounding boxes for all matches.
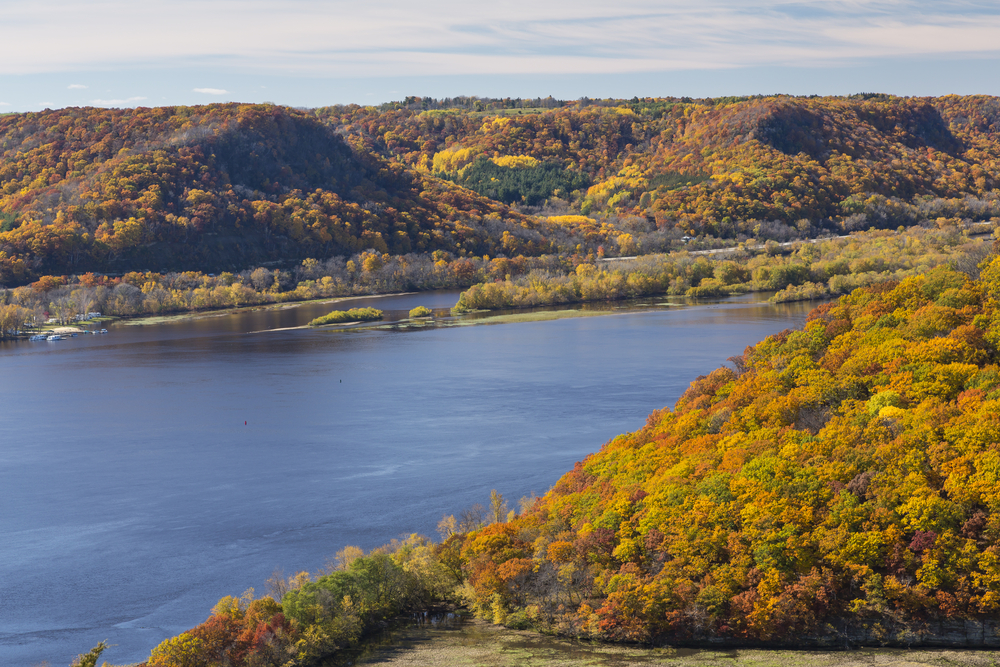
[1,0,999,112]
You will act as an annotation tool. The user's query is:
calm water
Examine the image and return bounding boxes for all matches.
[0,291,816,665]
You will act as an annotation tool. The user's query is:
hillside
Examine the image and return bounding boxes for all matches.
[0,104,544,285]
[3,95,1000,288]
[458,262,1000,646]
[317,94,1000,241]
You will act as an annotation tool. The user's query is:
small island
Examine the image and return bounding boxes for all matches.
[308,307,384,327]
[408,306,433,318]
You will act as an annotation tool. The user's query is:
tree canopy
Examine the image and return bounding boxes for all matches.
[4,95,1000,287]
[454,261,1000,645]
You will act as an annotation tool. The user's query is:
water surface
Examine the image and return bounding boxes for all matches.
[0,292,816,665]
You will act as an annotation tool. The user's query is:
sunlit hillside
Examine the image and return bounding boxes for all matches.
[3,95,1000,287]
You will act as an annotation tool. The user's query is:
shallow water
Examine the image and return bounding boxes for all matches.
[0,291,816,665]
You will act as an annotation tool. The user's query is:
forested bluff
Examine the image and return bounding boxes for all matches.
[14,94,1000,664]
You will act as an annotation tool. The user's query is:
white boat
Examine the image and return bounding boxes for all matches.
[99,329,108,334]
[46,334,63,341]
[29,334,46,341]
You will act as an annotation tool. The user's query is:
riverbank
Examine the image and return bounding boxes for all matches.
[123,291,416,327]
[453,226,992,312]
[357,296,730,333]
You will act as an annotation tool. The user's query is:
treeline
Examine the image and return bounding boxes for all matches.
[371,94,774,115]
[0,251,571,331]
[134,498,519,667]
[453,225,992,311]
[3,225,988,335]
[377,95,569,112]
[143,535,457,667]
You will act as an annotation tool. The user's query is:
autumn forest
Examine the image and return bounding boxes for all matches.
[3,94,1000,289]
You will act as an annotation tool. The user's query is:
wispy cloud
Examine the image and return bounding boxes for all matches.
[67,83,87,89]
[0,1,998,78]
[0,102,10,107]
[193,87,228,94]
[90,96,148,106]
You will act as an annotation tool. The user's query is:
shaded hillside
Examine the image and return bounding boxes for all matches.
[0,104,546,285]
[456,262,1000,645]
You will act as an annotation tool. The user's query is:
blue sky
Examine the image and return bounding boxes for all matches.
[1,0,999,111]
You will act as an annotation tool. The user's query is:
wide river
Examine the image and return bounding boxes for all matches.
[0,291,817,665]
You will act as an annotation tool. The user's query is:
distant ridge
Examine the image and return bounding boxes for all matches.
[2,95,999,286]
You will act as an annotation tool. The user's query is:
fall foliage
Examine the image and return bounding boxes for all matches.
[454,226,991,311]
[308,306,383,326]
[0,103,550,286]
[5,95,1000,290]
[452,261,1000,645]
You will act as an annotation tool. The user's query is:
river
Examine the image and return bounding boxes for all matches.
[0,291,817,665]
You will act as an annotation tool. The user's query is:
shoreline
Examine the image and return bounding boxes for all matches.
[121,291,418,327]
[6,291,821,342]
[148,291,815,335]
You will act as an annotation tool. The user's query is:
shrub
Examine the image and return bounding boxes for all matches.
[770,281,830,303]
[686,280,728,298]
[409,306,433,318]
[309,307,383,326]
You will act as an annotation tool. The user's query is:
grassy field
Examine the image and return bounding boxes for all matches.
[339,617,1000,667]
